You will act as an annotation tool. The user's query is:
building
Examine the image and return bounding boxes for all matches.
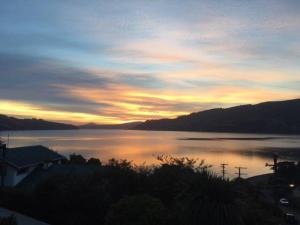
[0,145,65,187]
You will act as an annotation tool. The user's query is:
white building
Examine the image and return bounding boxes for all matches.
[0,145,65,187]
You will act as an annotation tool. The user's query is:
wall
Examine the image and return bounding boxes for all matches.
[1,160,61,186]
[0,165,35,187]
[13,166,35,186]
[2,165,16,186]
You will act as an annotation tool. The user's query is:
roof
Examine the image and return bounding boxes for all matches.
[18,164,102,190]
[1,145,65,169]
[0,207,50,225]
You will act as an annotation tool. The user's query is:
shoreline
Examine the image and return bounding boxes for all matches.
[2,128,300,136]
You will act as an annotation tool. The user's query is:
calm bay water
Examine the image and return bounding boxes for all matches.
[2,129,300,178]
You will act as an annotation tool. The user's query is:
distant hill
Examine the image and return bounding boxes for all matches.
[0,115,77,131]
[80,122,142,130]
[134,99,300,134]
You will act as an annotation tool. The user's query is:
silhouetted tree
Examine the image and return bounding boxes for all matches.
[69,154,86,164]
[106,158,132,170]
[87,158,102,166]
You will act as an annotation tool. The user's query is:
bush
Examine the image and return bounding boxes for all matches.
[105,195,166,225]
[69,154,86,164]
[87,158,102,166]
[0,156,283,225]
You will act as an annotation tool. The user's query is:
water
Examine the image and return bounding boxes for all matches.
[2,129,300,178]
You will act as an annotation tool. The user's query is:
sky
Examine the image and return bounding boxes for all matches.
[0,0,299,124]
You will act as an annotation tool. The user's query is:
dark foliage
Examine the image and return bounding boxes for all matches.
[87,158,102,166]
[0,155,282,225]
[69,153,86,164]
[105,195,165,225]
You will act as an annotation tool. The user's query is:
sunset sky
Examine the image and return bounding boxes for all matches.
[0,0,299,124]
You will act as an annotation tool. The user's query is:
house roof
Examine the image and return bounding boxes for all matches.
[0,207,50,225]
[0,145,65,169]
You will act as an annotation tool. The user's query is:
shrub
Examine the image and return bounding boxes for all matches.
[87,158,102,166]
[69,154,86,164]
[105,195,166,225]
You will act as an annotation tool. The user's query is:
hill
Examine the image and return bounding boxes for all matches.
[80,122,142,130]
[0,115,77,131]
[134,99,300,134]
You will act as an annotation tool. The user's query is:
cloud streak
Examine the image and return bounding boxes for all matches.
[0,0,299,123]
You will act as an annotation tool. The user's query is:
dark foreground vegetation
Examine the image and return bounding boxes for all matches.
[0,155,283,225]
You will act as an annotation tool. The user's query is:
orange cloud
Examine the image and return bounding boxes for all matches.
[48,82,299,124]
[0,100,123,124]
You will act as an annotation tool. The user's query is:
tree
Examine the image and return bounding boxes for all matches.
[69,154,86,164]
[87,158,101,166]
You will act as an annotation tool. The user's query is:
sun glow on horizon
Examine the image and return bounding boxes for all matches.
[0,101,125,124]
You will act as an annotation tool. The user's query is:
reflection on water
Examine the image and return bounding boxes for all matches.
[2,129,300,178]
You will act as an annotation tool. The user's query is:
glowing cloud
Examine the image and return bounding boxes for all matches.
[0,0,299,123]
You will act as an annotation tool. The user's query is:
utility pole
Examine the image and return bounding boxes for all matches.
[0,141,7,188]
[235,166,247,178]
[266,153,278,175]
[220,163,228,180]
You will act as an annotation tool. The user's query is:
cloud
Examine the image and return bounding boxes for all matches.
[0,1,299,123]
[0,51,299,123]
